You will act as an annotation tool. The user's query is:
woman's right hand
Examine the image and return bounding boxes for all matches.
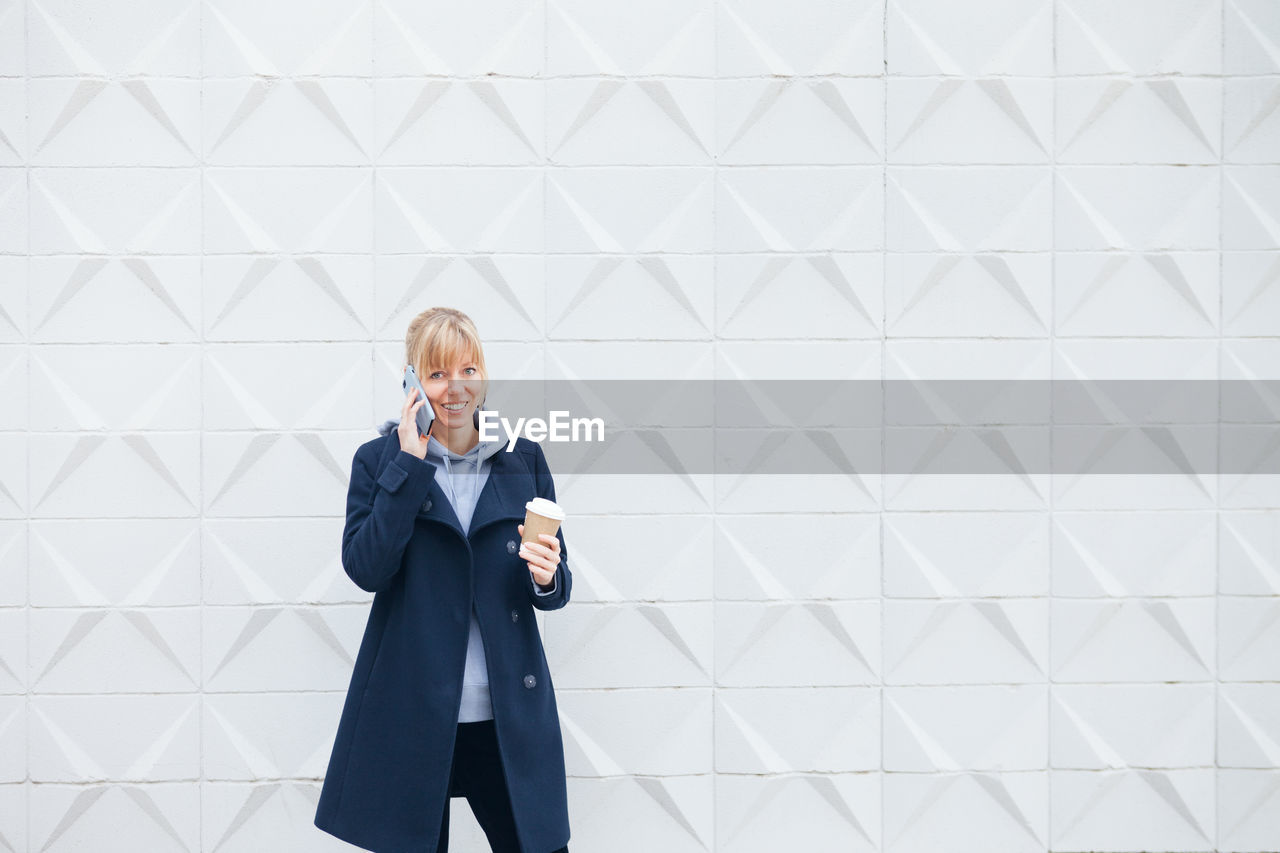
[398,386,430,459]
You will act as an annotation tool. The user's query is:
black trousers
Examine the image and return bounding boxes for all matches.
[439,719,569,853]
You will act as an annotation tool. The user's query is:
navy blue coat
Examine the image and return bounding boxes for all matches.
[314,428,572,853]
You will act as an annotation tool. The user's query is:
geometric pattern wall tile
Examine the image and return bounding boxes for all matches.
[204,255,374,342]
[717,253,882,340]
[1216,684,1280,769]
[1224,77,1280,163]
[884,473,1050,513]
[1219,596,1280,682]
[884,512,1050,597]
[887,0,1052,76]
[1056,78,1221,163]
[566,776,712,853]
[374,255,544,342]
[0,257,24,345]
[30,782,200,853]
[375,168,542,254]
[884,685,1047,772]
[203,692,345,781]
[1055,166,1219,251]
[201,605,368,693]
[30,168,201,255]
[28,0,199,76]
[0,520,23,608]
[0,0,23,77]
[547,168,711,254]
[1219,510,1280,594]
[715,514,877,600]
[716,774,878,853]
[1050,768,1215,853]
[715,472,882,514]
[1051,510,1217,597]
[887,78,1051,165]
[29,694,200,782]
[1050,684,1215,769]
[0,80,25,166]
[203,344,370,431]
[32,345,201,431]
[718,0,883,77]
[717,168,880,253]
[376,79,542,165]
[1051,598,1214,683]
[718,78,881,164]
[1222,252,1280,337]
[559,688,710,777]
[0,607,23,693]
[1224,165,1280,250]
[29,519,201,607]
[549,79,713,164]
[1057,0,1221,75]
[549,0,711,77]
[545,603,712,689]
[203,518,351,606]
[376,0,543,77]
[715,687,877,774]
[1054,251,1221,337]
[202,433,349,518]
[0,696,21,780]
[29,79,200,167]
[886,253,1051,338]
[884,600,1047,685]
[0,435,21,514]
[0,169,24,253]
[884,772,1046,853]
[29,608,199,694]
[886,167,1052,252]
[715,602,877,687]
[565,515,713,603]
[1224,0,1280,75]
[204,169,372,255]
[202,781,348,853]
[29,256,202,344]
[546,254,713,339]
[1218,768,1280,851]
[205,80,373,166]
[28,434,200,519]
[202,0,371,77]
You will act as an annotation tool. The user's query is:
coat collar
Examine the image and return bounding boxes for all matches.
[378,429,531,542]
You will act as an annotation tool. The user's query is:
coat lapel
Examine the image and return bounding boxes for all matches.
[388,431,527,541]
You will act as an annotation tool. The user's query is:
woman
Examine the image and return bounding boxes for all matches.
[314,307,573,853]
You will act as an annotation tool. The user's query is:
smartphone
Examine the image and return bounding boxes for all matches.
[402,365,435,439]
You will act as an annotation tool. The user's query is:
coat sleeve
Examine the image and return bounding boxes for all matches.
[341,446,437,594]
[526,441,572,611]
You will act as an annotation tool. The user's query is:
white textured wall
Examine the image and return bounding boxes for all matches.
[2,0,1280,851]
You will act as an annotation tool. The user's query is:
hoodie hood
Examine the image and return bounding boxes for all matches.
[376,417,508,462]
[377,416,508,534]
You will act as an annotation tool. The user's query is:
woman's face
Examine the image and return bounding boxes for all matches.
[420,355,483,432]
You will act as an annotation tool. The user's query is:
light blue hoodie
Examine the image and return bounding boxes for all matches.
[376,418,557,723]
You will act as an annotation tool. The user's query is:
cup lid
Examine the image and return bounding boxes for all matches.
[525,497,565,520]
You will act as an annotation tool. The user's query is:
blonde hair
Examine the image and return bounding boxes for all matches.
[404,308,488,399]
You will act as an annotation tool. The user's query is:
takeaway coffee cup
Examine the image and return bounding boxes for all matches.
[522,497,565,546]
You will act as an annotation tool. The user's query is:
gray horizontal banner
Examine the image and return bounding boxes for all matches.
[463,380,1280,475]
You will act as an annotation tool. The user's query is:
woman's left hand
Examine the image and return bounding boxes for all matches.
[517,524,559,589]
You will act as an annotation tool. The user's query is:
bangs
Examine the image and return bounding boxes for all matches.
[416,324,485,376]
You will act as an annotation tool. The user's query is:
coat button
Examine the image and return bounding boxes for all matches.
[422,499,432,511]
[511,609,519,622]
[506,540,518,554]
[523,674,536,689]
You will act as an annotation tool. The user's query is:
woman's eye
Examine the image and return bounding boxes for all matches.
[430,372,444,379]
[465,367,477,374]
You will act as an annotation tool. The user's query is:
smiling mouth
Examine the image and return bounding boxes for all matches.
[441,401,468,411]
